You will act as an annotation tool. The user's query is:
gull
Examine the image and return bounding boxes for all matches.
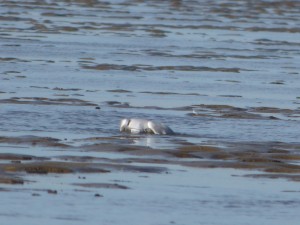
[120,118,174,135]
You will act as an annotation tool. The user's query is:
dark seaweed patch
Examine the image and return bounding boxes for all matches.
[73,183,129,189]
[82,64,242,73]
[0,97,97,106]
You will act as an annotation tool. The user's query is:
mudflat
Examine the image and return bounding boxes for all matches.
[0,0,300,225]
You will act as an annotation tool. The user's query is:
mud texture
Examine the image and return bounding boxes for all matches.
[0,136,299,187]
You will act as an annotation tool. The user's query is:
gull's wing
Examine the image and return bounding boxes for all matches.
[147,121,174,135]
[127,118,149,133]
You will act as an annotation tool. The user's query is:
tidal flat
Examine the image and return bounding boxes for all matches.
[0,0,300,224]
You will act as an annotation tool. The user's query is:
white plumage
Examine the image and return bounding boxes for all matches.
[120,118,174,135]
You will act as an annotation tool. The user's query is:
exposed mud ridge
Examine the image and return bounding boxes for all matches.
[73,137,300,178]
[139,91,201,96]
[73,183,130,190]
[186,104,298,120]
[53,87,82,91]
[0,136,70,148]
[243,174,300,182]
[0,175,24,185]
[1,138,299,184]
[82,64,242,73]
[104,102,299,120]
[0,57,29,62]
[145,50,275,60]
[0,97,98,106]
[106,89,132,93]
[0,153,48,161]
[2,161,110,174]
[174,143,300,175]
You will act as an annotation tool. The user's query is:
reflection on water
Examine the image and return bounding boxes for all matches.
[133,136,157,148]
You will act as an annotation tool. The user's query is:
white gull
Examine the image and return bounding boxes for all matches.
[120,118,174,135]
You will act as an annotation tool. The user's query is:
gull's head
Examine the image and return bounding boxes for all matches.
[120,118,130,132]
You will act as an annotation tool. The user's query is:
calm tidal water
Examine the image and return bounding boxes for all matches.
[0,0,300,224]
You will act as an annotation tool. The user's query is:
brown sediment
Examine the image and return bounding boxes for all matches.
[0,136,70,148]
[246,27,300,33]
[107,89,132,93]
[1,157,166,174]
[41,12,77,17]
[270,80,285,85]
[181,159,300,174]
[58,26,79,32]
[82,141,300,177]
[74,136,126,142]
[171,145,222,159]
[81,139,300,174]
[0,97,97,106]
[79,57,95,61]
[53,87,82,91]
[82,63,242,73]
[148,29,167,37]
[268,154,300,161]
[249,107,296,114]
[73,183,129,189]
[4,162,73,174]
[193,104,243,110]
[189,104,300,120]
[145,50,271,60]
[220,112,263,119]
[140,91,178,95]
[218,95,242,98]
[0,57,29,62]
[244,174,300,182]
[140,91,200,96]
[84,143,173,163]
[264,164,300,173]
[164,141,300,177]
[236,156,282,163]
[181,160,263,170]
[3,71,21,74]
[105,101,130,108]
[47,189,58,194]
[0,153,48,161]
[30,86,50,89]
[0,175,24,184]
[102,102,298,120]
[3,161,109,174]
[0,136,299,185]
[82,142,170,158]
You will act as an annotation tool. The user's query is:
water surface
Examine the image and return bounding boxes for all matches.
[0,0,300,224]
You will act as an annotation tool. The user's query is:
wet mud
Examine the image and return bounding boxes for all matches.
[1,0,300,224]
[73,183,130,190]
[0,136,299,183]
[0,97,98,106]
[0,135,70,148]
[82,64,242,73]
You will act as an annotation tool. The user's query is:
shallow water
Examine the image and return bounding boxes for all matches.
[1,0,300,224]
[2,167,300,225]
